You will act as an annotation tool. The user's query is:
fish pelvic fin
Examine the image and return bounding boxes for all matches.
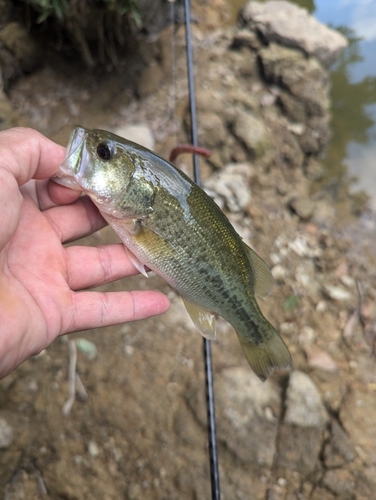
[237,326,292,381]
[182,298,216,340]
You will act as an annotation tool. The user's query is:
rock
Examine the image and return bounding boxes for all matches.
[197,111,227,149]
[340,388,376,465]
[215,367,281,466]
[137,62,164,97]
[0,90,13,123]
[196,88,225,114]
[284,371,329,428]
[323,420,357,467]
[231,109,269,158]
[270,122,305,168]
[259,43,329,117]
[232,28,261,51]
[203,162,253,212]
[289,196,315,220]
[322,469,356,499]
[274,371,328,476]
[0,417,13,448]
[0,22,40,76]
[111,124,155,150]
[227,47,257,77]
[289,234,322,258]
[299,115,331,154]
[304,158,325,181]
[275,423,324,476]
[278,91,306,123]
[241,0,348,67]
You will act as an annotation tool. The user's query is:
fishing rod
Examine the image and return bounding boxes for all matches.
[183,1,221,498]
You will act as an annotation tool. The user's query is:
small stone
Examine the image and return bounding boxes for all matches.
[287,122,305,135]
[0,418,13,448]
[271,264,288,280]
[111,124,155,151]
[316,300,327,312]
[124,345,135,357]
[289,234,322,258]
[204,163,252,212]
[289,197,315,220]
[305,158,324,181]
[88,440,100,457]
[324,285,352,302]
[340,275,355,289]
[305,345,338,372]
[298,325,316,346]
[76,338,98,360]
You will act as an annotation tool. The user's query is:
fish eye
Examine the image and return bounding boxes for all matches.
[96,142,113,161]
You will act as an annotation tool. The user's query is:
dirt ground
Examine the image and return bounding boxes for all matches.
[1,2,376,499]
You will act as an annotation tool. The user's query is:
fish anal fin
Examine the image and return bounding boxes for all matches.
[182,298,216,340]
[243,242,274,298]
[237,329,292,381]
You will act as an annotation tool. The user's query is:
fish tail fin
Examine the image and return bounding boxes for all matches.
[236,325,292,381]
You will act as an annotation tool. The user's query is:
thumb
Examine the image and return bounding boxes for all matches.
[0,127,66,185]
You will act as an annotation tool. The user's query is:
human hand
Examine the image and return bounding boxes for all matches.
[0,127,170,379]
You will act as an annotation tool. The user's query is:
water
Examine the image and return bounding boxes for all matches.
[230,0,376,207]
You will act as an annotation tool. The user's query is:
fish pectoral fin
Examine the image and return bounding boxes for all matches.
[123,245,149,278]
[242,242,274,299]
[182,298,216,340]
[237,328,292,381]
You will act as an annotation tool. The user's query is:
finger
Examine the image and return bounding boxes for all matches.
[47,179,82,207]
[0,127,66,185]
[35,179,82,211]
[64,289,170,334]
[44,196,106,243]
[65,244,138,290]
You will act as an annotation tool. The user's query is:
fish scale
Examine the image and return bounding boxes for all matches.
[54,126,292,381]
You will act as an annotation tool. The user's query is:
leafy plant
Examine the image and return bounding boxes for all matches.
[20,0,142,67]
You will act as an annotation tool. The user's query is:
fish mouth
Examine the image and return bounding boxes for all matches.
[52,126,87,190]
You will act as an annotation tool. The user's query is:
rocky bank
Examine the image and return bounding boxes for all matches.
[1,1,376,499]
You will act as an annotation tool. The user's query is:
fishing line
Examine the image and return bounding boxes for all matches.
[183,1,221,499]
[168,0,177,144]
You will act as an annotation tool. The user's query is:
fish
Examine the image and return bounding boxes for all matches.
[53,126,292,380]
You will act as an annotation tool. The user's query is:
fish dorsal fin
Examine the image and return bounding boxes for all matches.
[182,298,216,340]
[242,242,274,298]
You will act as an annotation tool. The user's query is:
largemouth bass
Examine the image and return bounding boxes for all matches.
[54,126,292,380]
